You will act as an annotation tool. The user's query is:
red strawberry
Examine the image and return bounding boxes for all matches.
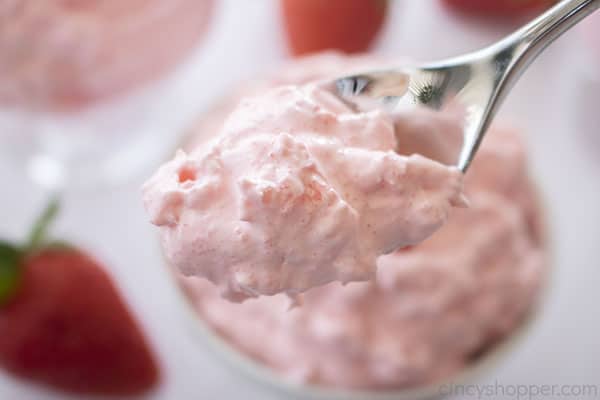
[281,0,388,56]
[442,0,556,18]
[0,200,160,395]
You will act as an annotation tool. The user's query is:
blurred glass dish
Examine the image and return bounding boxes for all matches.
[154,54,550,398]
[0,0,214,188]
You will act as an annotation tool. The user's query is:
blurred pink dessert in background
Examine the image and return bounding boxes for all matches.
[0,0,214,110]
[166,53,546,390]
[143,79,466,301]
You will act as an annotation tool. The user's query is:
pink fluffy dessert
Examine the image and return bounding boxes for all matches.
[143,79,466,301]
[0,0,214,110]
[169,54,546,390]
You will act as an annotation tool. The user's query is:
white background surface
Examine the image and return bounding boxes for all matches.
[1,1,599,399]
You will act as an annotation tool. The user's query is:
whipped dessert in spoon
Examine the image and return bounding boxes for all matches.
[143,76,466,301]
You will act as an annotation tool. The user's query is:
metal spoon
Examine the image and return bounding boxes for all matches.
[334,0,599,171]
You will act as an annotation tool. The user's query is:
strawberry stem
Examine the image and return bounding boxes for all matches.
[26,197,60,252]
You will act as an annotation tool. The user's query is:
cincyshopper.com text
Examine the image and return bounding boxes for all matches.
[439,381,599,399]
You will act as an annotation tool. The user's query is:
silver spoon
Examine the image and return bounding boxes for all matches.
[335,0,599,171]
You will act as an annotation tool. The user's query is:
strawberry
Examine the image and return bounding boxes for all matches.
[281,0,388,56]
[441,0,556,18]
[0,199,160,395]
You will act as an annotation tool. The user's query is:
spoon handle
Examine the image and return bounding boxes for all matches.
[500,0,597,54]
[456,0,599,170]
[485,0,599,103]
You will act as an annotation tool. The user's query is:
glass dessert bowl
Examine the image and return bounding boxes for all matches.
[156,53,551,399]
[0,0,215,188]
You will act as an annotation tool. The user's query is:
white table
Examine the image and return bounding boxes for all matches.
[1,1,599,399]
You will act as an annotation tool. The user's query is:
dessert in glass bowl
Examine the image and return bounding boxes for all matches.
[0,0,214,110]
[146,53,548,398]
[0,0,214,187]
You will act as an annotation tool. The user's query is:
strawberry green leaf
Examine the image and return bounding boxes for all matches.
[0,242,22,305]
